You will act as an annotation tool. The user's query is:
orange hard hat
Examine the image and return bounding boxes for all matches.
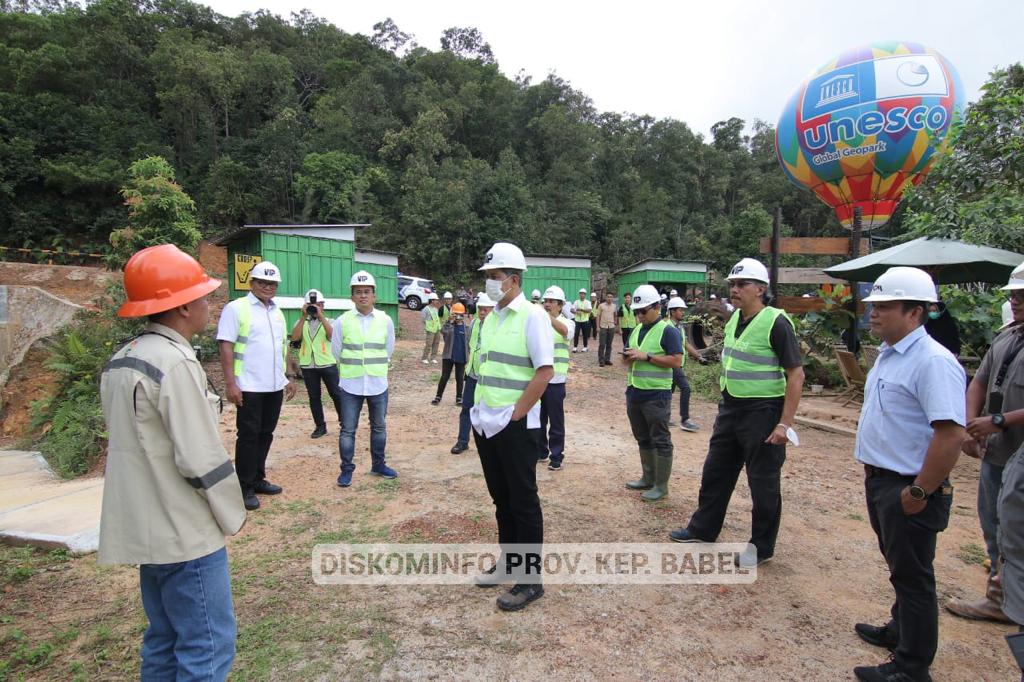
[452,303,466,314]
[117,244,221,318]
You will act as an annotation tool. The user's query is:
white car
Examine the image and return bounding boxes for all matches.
[398,274,435,310]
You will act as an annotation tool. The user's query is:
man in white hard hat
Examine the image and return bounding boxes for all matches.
[619,290,636,349]
[421,292,442,364]
[538,285,574,470]
[590,291,599,341]
[103,245,245,679]
[451,293,496,454]
[471,242,553,611]
[845,267,965,682]
[289,288,342,439]
[218,260,297,511]
[670,258,804,570]
[331,270,397,487]
[531,289,541,304]
[949,268,1024,625]
[666,296,708,432]
[623,284,683,502]
[440,291,454,327]
[571,288,592,352]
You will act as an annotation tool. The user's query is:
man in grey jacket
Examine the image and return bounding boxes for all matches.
[100,244,246,681]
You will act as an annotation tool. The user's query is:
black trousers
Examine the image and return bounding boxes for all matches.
[621,328,635,349]
[686,399,785,555]
[573,320,589,349]
[865,469,952,678]
[626,395,673,455]
[474,419,544,574]
[235,390,284,487]
[436,359,465,400]
[301,365,343,429]
[591,318,598,339]
[672,367,691,422]
[598,328,615,364]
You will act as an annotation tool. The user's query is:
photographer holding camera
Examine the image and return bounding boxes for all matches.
[290,289,343,439]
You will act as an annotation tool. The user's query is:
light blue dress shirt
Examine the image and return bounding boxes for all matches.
[855,325,966,476]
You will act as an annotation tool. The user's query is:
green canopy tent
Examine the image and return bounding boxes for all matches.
[823,237,1024,284]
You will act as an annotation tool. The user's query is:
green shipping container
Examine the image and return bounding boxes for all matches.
[522,255,592,302]
[614,259,709,300]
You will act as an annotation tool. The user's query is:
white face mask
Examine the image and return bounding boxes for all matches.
[485,278,505,301]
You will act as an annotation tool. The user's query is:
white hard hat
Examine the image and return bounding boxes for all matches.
[1002,268,1024,291]
[304,288,324,303]
[1000,300,1014,330]
[543,285,566,302]
[726,258,770,284]
[427,292,439,301]
[479,242,527,271]
[250,261,282,282]
[476,293,496,307]
[631,284,661,310]
[579,288,587,294]
[710,294,718,299]
[863,266,938,303]
[667,296,687,310]
[670,289,678,296]
[443,291,453,299]
[591,292,597,298]
[531,289,541,298]
[350,270,376,288]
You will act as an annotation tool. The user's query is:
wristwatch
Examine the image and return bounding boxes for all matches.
[992,413,1007,430]
[908,484,927,501]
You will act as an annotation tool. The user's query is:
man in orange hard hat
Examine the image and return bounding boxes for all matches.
[99,244,246,680]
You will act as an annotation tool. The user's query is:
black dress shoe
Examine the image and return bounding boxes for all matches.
[853,658,930,682]
[242,488,260,510]
[450,442,468,454]
[310,426,327,439]
[854,622,899,650]
[253,480,282,495]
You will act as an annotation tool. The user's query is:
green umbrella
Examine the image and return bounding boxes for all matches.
[823,237,1024,284]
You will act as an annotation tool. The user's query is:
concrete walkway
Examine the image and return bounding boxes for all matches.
[0,450,101,554]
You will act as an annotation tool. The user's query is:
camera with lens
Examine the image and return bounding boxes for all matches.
[306,292,318,317]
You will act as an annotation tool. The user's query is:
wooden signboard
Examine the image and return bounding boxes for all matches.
[760,237,869,256]
[777,267,844,285]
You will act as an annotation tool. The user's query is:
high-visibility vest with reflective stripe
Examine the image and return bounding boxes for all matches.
[719,307,790,398]
[338,309,390,379]
[425,306,441,333]
[620,305,636,329]
[627,321,673,390]
[574,301,590,323]
[233,300,286,377]
[439,305,450,325]
[476,303,537,408]
[553,324,570,379]
[298,320,334,367]
[467,316,484,379]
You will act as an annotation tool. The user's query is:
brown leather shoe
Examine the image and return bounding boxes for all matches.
[945,595,1013,623]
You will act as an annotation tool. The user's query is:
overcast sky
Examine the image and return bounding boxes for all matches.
[204,0,1022,138]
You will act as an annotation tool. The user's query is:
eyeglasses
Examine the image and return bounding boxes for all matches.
[730,279,757,288]
[251,279,278,288]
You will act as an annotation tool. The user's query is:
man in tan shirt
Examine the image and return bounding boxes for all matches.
[100,244,245,680]
[596,291,619,366]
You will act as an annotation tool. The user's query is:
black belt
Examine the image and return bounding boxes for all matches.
[864,464,915,479]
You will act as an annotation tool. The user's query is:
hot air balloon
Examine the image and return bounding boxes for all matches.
[776,42,965,230]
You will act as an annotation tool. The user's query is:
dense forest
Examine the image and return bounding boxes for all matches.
[0,0,843,276]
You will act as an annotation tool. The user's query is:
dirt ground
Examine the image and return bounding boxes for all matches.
[0,304,1018,680]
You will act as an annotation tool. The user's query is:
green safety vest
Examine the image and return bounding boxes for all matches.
[233,298,287,377]
[439,305,450,324]
[425,306,441,333]
[298,320,334,367]
[574,301,591,323]
[476,302,538,408]
[338,309,390,379]
[627,321,673,390]
[467,316,484,379]
[620,305,636,329]
[553,324,570,380]
[719,307,790,398]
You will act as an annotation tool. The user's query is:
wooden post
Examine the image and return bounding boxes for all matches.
[771,206,781,303]
[849,207,862,355]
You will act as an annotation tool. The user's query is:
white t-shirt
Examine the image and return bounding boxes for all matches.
[216,294,287,392]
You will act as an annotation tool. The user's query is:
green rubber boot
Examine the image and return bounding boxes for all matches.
[625,449,655,490]
[641,453,673,502]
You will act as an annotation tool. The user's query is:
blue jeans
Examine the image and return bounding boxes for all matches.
[139,547,235,681]
[457,376,477,446]
[979,458,1005,573]
[339,389,388,473]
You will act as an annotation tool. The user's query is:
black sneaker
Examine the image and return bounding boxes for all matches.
[537,454,549,463]
[853,657,929,682]
[431,396,441,405]
[548,460,562,470]
[496,583,544,611]
[450,442,469,454]
[242,488,260,510]
[310,426,327,439]
[668,527,707,543]
[455,397,463,406]
[252,480,282,495]
[854,623,899,651]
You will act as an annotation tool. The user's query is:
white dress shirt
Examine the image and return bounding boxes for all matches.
[330,308,395,397]
[550,316,574,385]
[471,293,554,437]
[216,293,287,392]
